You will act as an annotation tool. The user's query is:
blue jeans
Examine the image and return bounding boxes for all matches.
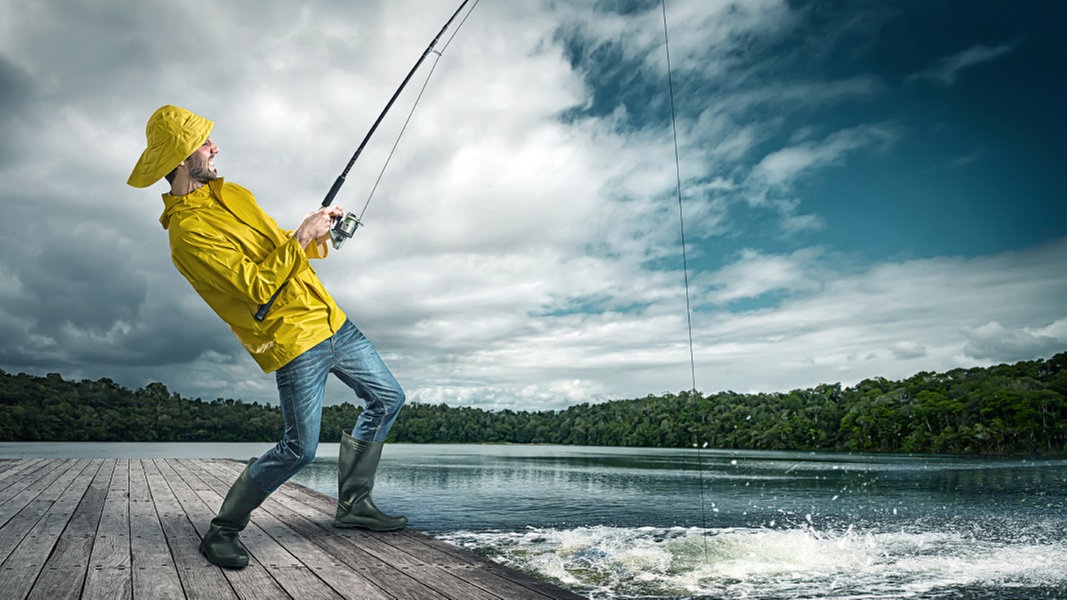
[248,320,405,492]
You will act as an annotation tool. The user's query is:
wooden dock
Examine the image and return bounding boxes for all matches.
[0,458,585,600]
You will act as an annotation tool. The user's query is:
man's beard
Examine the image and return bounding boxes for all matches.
[187,154,218,183]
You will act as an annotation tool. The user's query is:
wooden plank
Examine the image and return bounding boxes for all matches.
[204,460,425,573]
[0,459,97,599]
[271,465,583,600]
[27,460,114,600]
[204,458,576,600]
[388,529,587,600]
[0,457,46,484]
[155,458,288,600]
[393,530,589,600]
[0,458,75,526]
[234,495,396,600]
[0,459,89,564]
[188,459,420,600]
[266,503,453,600]
[0,459,586,600]
[143,459,238,600]
[171,459,343,600]
[82,459,132,600]
[130,459,185,600]
[249,459,571,593]
[0,457,43,475]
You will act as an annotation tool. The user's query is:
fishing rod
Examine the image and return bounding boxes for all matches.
[255,0,475,321]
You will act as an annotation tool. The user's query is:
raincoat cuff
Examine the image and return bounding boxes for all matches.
[304,235,329,259]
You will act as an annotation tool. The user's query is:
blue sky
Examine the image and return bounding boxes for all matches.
[0,0,1064,409]
[585,0,1066,265]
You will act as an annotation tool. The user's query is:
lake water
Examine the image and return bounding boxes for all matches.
[3,442,1065,599]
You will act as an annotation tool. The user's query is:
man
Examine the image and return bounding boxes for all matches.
[128,105,407,569]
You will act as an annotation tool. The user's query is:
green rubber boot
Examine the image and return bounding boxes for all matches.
[199,464,270,568]
[334,432,407,531]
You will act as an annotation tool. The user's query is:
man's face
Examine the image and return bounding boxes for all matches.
[185,138,219,183]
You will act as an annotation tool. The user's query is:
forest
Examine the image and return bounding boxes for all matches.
[1,351,1064,455]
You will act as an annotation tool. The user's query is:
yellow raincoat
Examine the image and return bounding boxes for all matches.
[160,178,346,372]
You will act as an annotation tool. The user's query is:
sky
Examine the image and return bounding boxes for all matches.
[0,0,1064,411]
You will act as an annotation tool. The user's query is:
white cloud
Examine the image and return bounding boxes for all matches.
[702,247,824,304]
[909,42,1020,86]
[686,240,1067,392]
[890,341,927,360]
[749,123,898,192]
[963,319,1067,363]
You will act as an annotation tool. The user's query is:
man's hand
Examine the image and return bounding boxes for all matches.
[294,206,345,248]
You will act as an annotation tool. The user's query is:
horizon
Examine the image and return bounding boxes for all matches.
[6,348,1062,411]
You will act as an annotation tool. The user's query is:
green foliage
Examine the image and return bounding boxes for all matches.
[0,373,284,443]
[1,352,1065,454]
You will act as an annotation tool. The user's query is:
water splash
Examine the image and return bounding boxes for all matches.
[440,524,1067,599]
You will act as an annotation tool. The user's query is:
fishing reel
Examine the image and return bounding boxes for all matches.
[329,212,362,250]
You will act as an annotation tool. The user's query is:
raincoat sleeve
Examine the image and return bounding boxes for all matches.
[281,228,329,259]
[172,227,312,306]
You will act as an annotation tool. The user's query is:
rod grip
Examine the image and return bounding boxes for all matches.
[322,175,346,207]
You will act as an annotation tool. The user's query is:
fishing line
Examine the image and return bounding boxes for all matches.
[358,0,482,222]
[660,0,709,561]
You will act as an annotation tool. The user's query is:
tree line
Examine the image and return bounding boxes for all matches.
[1,351,1064,454]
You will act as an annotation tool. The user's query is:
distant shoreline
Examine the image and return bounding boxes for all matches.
[2,351,1065,455]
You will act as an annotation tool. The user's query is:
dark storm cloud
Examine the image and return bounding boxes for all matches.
[0,218,239,370]
[11,237,146,337]
[0,55,35,166]
[0,55,33,112]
